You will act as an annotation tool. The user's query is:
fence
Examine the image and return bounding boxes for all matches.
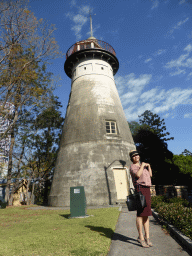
[150,185,188,199]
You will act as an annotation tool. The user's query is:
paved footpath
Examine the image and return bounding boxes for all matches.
[108,206,192,256]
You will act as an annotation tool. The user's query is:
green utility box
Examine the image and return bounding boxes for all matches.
[70,186,87,218]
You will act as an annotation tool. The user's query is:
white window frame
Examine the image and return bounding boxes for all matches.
[106,121,117,134]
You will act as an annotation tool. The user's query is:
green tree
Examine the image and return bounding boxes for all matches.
[0,0,62,204]
[7,96,64,205]
[182,149,192,156]
[3,60,57,204]
[138,110,174,142]
[0,0,62,135]
[172,152,192,188]
[129,121,140,136]
[19,96,64,205]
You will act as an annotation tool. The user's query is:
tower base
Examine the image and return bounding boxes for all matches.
[48,140,135,207]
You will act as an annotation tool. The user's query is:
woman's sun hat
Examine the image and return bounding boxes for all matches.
[129,150,139,159]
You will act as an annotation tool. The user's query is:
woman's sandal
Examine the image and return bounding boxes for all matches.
[144,237,153,247]
[137,237,149,248]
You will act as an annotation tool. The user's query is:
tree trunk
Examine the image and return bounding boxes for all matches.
[43,177,50,206]
[26,178,31,205]
[9,141,26,204]
[31,181,35,204]
[5,127,15,205]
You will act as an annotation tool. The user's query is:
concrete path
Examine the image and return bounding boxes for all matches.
[108,206,191,256]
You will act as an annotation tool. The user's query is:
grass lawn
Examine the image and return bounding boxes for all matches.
[0,206,120,256]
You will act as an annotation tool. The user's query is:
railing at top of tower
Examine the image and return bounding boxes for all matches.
[66,39,116,59]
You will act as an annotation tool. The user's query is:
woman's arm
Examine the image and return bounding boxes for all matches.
[136,162,146,178]
[136,162,152,178]
[147,164,152,177]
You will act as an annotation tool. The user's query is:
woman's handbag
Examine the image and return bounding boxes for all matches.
[126,186,146,211]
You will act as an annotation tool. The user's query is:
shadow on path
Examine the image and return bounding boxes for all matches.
[85,225,141,247]
[150,218,164,225]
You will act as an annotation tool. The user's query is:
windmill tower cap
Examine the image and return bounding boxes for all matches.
[88,36,96,40]
[65,37,119,78]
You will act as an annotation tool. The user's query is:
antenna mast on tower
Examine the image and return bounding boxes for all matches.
[89,9,95,38]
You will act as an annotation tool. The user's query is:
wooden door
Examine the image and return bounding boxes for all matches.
[113,168,128,200]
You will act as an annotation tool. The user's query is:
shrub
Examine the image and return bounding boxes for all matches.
[151,195,192,208]
[151,195,164,208]
[156,203,192,239]
[164,197,192,207]
[152,196,192,240]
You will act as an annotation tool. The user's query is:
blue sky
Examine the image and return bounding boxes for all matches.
[29,0,192,155]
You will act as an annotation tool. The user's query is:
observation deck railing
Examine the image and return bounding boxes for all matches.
[66,39,116,59]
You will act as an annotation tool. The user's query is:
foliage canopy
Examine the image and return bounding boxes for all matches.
[0,0,63,205]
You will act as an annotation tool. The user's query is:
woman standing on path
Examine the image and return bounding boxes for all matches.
[129,150,153,248]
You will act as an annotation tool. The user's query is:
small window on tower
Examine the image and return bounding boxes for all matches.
[80,44,84,50]
[101,67,104,70]
[86,43,91,49]
[106,121,117,134]
[84,67,86,70]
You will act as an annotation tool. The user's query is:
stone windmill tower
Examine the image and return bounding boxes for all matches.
[49,16,136,207]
